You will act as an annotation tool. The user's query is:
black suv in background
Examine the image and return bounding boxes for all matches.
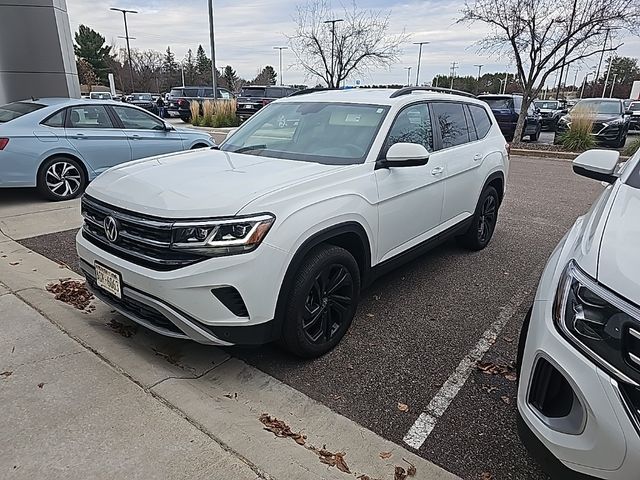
[166,86,234,122]
[478,94,541,141]
[236,85,298,122]
[629,101,640,131]
[533,99,566,131]
[127,93,158,115]
[555,98,631,147]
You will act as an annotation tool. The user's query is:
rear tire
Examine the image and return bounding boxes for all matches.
[37,156,87,201]
[529,125,541,141]
[459,186,499,251]
[279,244,360,358]
[612,132,627,149]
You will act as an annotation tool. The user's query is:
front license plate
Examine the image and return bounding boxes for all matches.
[95,263,122,299]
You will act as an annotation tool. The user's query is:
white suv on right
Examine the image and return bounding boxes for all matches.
[76,87,508,357]
[517,148,640,479]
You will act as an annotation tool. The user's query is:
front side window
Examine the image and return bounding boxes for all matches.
[432,102,470,149]
[112,106,164,130]
[218,89,231,99]
[221,102,389,165]
[68,105,113,128]
[0,101,45,123]
[383,103,433,155]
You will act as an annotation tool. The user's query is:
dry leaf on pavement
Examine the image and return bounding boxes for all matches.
[46,279,94,310]
[402,458,417,476]
[379,451,393,459]
[501,395,511,404]
[1,371,13,378]
[477,361,518,381]
[395,466,408,480]
[335,452,351,473]
[480,472,493,480]
[259,413,307,446]
[397,402,409,412]
[37,382,44,388]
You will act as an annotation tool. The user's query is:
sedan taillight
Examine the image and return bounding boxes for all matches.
[262,99,272,106]
[0,138,9,150]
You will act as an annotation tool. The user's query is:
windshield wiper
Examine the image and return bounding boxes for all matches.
[233,144,266,154]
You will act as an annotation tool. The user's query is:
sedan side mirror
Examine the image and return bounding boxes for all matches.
[573,149,619,184]
[378,142,430,169]
[625,109,633,116]
[163,123,174,131]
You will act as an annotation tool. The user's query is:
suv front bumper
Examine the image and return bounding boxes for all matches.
[518,253,640,479]
[76,230,289,345]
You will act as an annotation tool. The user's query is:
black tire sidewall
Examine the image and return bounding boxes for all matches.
[281,245,361,358]
[37,157,87,201]
[462,185,499,251]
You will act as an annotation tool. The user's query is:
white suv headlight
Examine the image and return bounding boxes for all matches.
[171,214,275,256]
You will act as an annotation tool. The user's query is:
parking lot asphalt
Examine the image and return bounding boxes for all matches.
[17,155,604,480]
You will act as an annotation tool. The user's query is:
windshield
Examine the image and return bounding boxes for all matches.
[90,93,111,99]
[534,101,559,109]
[481,97,514,110]
[0,102,45,123]
[220,102,390,165]
[131,93,152,101]
[630,102,640,112]
[574,100,622,115]
[240,87,267,97]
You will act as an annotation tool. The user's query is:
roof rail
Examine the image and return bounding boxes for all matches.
[288,87,335,97]
[390,86,476,99]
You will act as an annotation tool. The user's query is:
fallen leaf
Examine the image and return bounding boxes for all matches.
[477,361,517,382]
[402,459,417,476]
[9,261,20,266]
[395,466,407,480]
[335,452,351,474]
[480,472,493,480]
[504,372,518,382]
[503,336,514,343]
[46,279,94,310]
[481,385,498,394]
[379,451,393,460]
[397,402,409,412]
[501,395,510,404]
[366,313,375,317]
[259,413,306,446]
[357,476,371,480]
[1,371,13,378]
[37,382,44,389]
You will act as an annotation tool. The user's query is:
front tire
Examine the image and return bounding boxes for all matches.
[37,156,87,201]
[279,245,360,358]
[459,186,499,251]
[529,125,541,141]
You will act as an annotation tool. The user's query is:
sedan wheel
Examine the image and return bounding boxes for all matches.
[37,157,87,201]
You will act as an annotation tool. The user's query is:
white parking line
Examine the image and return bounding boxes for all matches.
[403,290,529,449]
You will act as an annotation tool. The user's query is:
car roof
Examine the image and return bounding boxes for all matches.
[478,94,522,98]
[277,88,487,107]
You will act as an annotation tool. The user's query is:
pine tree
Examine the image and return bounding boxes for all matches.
[222,65,239,91]
[195,45,212,79]
[162,46,179,90]
[253,66,277,86]
[183,49,197,85]
[74,25,112,83]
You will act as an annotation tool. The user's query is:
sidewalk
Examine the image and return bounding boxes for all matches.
[0,234,459,480]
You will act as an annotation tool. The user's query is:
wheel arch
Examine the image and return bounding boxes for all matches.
[483,171,505,205]
[272,221,372,337]
[37,152,90,184]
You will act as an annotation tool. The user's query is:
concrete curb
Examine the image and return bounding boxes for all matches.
[0,239,460,480]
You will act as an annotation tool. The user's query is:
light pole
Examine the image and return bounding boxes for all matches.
[580,72,593,99]
[414,41,429,86]
[110,7,137,93]
[602,55,615,98]
[501,73,509,94]
[404,67,412,86]
[474,64,483,94]
[324,18,343,88]
[207,0,218,98]
[273,47,288,86]
[609,73,618,97]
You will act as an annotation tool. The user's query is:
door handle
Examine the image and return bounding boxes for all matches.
[72,133,86,139]
[431,166,444,176]
[473,154,482,161]
[130,134,141,140]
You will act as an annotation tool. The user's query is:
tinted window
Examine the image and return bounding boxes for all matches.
[89,92,112,100]
[534,101,560,110]
[630,103,640,112]
[464,106,478,141]
[131,93,152,101]
[266,87,283,97]
[0,102,45,123]
[480,97,513,110]
[240,87,267,97]
[42,110,65,127]
[112,106,164,130]
[468,105,492,138]
[170,88,184,97]
[68,105,113,128]
[182,88,199,97]
[513,96,523,111]
[218,89,231,99]
[384,103,433,155]
[432,102,470,148]
[574,100,622,115]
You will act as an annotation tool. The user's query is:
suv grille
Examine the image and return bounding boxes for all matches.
[81,195,207,271]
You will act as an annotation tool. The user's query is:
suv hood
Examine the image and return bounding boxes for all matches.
[85,149,345,218]
[597,183,640,304]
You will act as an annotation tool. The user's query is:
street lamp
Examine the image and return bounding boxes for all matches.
[414,41,429,86]
[580,72,593,99]
[324,18,343,87]
[404,67,412,87]
[207,0,218,98]
[474,64,483,94]
[110,7,137,93]
[273,47,288,86]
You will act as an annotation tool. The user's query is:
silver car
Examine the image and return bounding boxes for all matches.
[0,98,214,200]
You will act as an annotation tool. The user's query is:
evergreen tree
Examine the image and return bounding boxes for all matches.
[195,45,212,79]
[162,46,180,90]
[253,65,277,86]
[74,25,112,83]
[183,49,197,85]
[222,65,239,91]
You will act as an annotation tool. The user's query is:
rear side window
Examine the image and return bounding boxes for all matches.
[266,87,283,97]
[468,105,492,139]
[432,102,470,149]
[182,88,199,97]
[170,88,184,97]
[42,109,65,127]
[0,102,45,123]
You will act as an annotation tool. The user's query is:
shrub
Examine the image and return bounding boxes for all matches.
[190,101,201,126]
[202,100,215,127]
[623,136,640,157]
[194,99,240,128]
[560,106,596,152]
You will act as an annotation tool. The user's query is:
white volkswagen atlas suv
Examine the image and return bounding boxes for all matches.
[517,148,640,479]
[76,87,509,357]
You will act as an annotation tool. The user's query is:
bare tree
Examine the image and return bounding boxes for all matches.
[460,0,640,141]
[289,0,408,88]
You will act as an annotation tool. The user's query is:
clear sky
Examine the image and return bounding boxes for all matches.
[66,0,640,88]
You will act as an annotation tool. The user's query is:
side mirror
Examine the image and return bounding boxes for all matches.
[573,149,619,184]
[625,110,633,116]
[378,142,430,169]
[164,123,174,131]
[561,109,568,114]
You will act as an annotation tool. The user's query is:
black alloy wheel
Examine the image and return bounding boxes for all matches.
[477,194,497,244]
[459,185,500,251]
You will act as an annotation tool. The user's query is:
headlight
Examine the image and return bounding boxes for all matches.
[604,118,624,126]
[558,116,571,126]
[171,214,275,256]
[553,261,640,384]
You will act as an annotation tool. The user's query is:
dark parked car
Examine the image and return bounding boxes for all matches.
[533,99,566,131]
[554,98,631,148]
[629,101,640,131]
[236,86,298,122]
[127,93,158,115]
[166,86,234,122]
[478,94,541,141]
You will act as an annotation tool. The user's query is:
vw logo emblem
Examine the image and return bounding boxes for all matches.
[104,216,119,243]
